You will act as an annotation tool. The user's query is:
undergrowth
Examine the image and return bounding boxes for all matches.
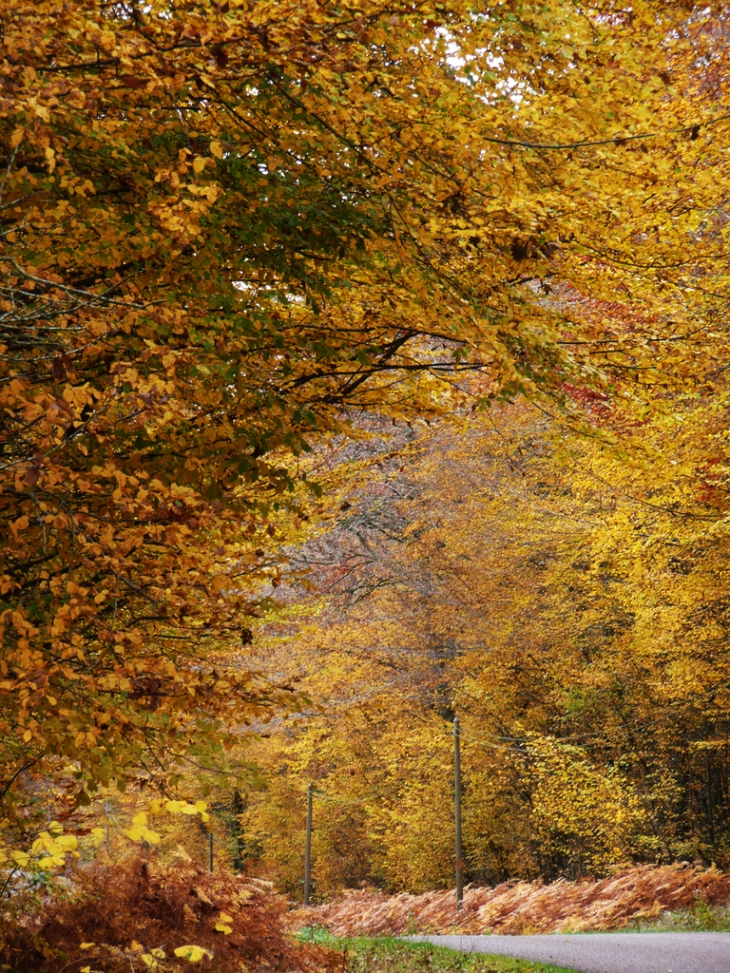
[0,856,339,973]
[296,929,576,973]
[293,864,730,936]
[629,898,730,933]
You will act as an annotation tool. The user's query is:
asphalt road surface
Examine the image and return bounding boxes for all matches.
[406,933,730,973]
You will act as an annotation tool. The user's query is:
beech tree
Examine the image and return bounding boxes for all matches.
[244,382,730,891]
[2,0,729,869]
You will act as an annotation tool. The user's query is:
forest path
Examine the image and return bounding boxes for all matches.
[405,932,730,973]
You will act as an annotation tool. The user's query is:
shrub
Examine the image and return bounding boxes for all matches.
[1,855,339,973]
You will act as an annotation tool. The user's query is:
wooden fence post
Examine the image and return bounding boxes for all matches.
[454,716,464,910]
[304,783,313,905]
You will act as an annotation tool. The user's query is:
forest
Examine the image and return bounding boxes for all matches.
[2,0,730,969]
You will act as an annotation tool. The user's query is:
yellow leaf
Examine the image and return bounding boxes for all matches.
[210,141,224,159]
[125,825,161,844]
[192,157,206,174]
[174,945,213,962]
[164,800,187,813]
[55,834,78,850]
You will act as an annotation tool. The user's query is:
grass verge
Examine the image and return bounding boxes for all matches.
[296,929,578,973]
[629,900,730,932]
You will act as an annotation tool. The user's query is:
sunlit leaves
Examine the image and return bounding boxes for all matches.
[0,823,79,880]
[2,0,730,889]
[124,813,162,846]
[173,945,214,963]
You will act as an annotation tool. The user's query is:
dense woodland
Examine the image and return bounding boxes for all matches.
[2,0,730,966]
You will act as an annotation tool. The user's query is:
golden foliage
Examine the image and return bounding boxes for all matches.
[242,392,730,890]
[5,0,730,920]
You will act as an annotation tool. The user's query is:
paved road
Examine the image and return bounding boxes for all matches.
[406,933,730,973]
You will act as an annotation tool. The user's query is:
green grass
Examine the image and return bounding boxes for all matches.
[628,900,730,933]
[296,929,577,973]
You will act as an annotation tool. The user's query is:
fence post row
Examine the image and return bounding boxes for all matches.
[302,721,465,909]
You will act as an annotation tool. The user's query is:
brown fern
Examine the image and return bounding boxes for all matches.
[2,856,339,973]
[291,863,730,937]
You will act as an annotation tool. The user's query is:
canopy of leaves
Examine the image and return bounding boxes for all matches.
[3,0,730,909]
[243,386,730,892]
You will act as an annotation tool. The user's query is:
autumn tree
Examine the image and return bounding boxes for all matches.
[2,0,730,890]
[241,381,730,890]
[233,4,730,892]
